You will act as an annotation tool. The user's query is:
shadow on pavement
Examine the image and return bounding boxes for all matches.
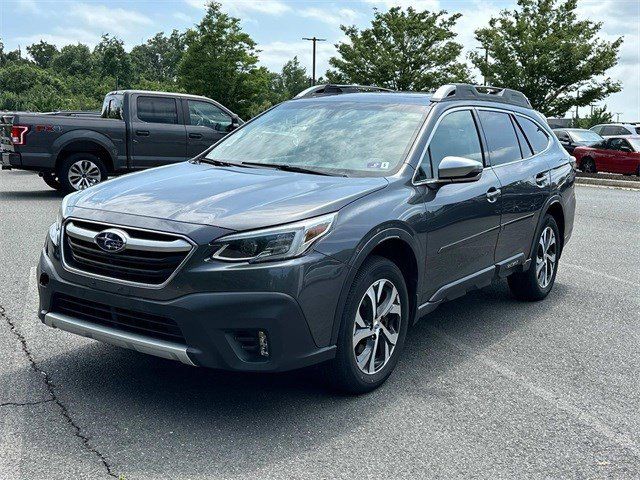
[5,280,570,478]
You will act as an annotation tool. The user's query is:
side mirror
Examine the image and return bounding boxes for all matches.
[227,115,241,132]
[438,156,483,182]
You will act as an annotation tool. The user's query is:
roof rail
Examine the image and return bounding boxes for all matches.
[294,84,393,99]
[431,84,532,109]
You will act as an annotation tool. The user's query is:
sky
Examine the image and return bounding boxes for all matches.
[1,0,638,121]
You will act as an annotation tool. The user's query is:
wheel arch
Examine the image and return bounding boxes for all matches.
[52,131,117,173]
[329,225,423,345]
[531,197,566,262]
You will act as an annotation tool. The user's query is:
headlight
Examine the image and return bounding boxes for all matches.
[49,192,76,247]
[210,212,337,263]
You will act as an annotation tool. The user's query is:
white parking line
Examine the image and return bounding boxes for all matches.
[564,263,640,287]
[427,325,640,459]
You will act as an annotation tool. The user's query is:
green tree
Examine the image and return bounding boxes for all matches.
[51,44,94,76]
[178,2,267,117]
[0,63,71,111]
[93,34,133,88]
[277,56,309,99]
[572,106,614,129]
[26,40,59,68]
[470,0,623,117]
[130,30,186,82]
[326,6,470,91]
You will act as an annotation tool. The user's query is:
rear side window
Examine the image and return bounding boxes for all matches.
[516,116,549,154]
[426,110,483,177]
[478,110,522,166]
[137,96,178,124]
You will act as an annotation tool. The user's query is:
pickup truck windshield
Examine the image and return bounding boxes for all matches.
[205,100,429,177]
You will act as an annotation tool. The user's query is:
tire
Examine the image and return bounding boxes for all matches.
[41,173,64,191]
[508,214,560,301]
[581,157,596,173]
[57,153,107,193]
[325,256,410,394]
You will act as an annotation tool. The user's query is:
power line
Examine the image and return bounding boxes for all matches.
[302,37,326,86]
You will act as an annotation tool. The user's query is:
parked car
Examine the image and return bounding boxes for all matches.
[573,136,640,175]
[590,123,640,138]
[38,84,575,393]
[553,128,603,154]
[294,84,392,98]
[1,90,241,192]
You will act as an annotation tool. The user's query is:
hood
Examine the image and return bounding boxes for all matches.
[71,162,388,231]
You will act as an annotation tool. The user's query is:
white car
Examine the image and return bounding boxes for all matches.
[590,123,640,138]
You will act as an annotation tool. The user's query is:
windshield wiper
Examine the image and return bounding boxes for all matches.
[240,161,346,177]
[197,157,245,168]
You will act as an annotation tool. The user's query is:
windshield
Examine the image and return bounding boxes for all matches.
[569,130,602,142]
[627,138,640,151]
[205,100,429,177]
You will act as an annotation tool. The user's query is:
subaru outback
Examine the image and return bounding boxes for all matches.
[37,84,575,393]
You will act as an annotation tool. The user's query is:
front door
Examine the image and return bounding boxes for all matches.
[130,95,187,168]
[420,108,502,301]
[184,99,233,158]
[477,109,551,263]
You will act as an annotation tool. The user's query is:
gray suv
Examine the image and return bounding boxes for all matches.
[37,84,576,393]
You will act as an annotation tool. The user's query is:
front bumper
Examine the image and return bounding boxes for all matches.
[37,250,338,372]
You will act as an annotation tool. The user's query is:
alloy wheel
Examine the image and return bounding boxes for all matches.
[536,226,557,289]
[352,278,402,375]
[68,160,102,190]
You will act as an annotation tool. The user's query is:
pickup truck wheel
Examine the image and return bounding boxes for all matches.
[58,153,107,192]
[325,256,409,394]
[41,173,63,191]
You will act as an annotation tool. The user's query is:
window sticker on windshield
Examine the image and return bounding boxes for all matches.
[367,161,390,169]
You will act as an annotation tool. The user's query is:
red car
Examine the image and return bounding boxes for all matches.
[573,136,640,175]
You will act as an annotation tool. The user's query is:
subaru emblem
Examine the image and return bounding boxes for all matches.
[94,229,127,253]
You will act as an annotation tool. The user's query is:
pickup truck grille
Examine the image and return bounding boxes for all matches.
[62,220,193,286]
[52,294,185,344]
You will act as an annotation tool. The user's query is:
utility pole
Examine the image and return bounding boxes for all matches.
[475,46,489,86]
[615,112,622,122]
[302,36,326,85]
[575,88,580,120]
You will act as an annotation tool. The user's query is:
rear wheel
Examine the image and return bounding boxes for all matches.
[41,173,63,191]
[581,157,596,173]
[326,256,409,394]
[508,214,560,301]
[57,153,107,193]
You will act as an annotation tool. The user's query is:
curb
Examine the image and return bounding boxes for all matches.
[575,176,640,190]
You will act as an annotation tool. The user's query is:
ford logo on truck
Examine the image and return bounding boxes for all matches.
[94,229,127,253]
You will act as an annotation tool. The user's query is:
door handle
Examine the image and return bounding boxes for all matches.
[135,130,150,136]
[486,187,501,203]
[535,172,548,187]
[188,133,203,139]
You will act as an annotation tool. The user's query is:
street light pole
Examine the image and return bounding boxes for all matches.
[302,36,326,85]
[475,46,489,86]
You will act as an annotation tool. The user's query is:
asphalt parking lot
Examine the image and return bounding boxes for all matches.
[1,170,639,479]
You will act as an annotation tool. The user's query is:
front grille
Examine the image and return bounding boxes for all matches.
[52,294,186,344]
[62,220,192,285]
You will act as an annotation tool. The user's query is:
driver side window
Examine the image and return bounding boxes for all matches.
[422,110,483,179]
[188,100,232,131]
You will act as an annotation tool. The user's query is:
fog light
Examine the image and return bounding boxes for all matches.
[258,330,269,357]
[39,273,49,287]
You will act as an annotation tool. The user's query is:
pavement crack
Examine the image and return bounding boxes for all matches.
[0,398,54,408]
[0,304,118,478]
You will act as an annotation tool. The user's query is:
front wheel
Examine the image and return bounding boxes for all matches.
[325,256,409,394]
[508,214,560,301]
[57,153,107,193]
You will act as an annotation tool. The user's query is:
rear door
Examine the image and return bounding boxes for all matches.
[129,94,187,168]
[478,109,551,264]
[420,108,502,301]
[184,99,233,158]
